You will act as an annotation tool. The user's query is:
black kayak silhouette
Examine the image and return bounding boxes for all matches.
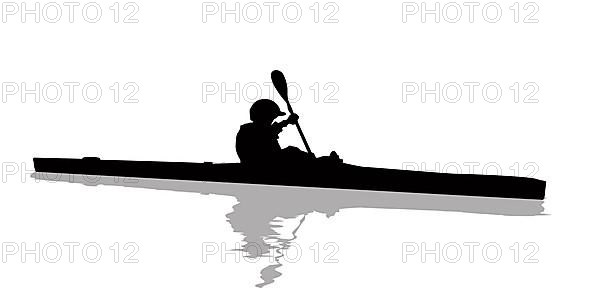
[32,157,546,200]
[32,71,546,201]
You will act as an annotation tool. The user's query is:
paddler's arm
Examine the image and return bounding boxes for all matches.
[272,113,299,133]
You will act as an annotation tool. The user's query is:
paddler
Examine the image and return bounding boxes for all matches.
[236,99,305,165]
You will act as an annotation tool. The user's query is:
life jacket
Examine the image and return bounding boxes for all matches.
[236,122,282,164]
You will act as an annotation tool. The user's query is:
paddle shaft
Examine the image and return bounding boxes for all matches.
[283,100,313,156]
[271,70,314,156]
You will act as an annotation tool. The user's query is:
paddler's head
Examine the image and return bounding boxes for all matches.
[250,99,286,125]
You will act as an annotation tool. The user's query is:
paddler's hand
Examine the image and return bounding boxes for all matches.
[286,113,299,125]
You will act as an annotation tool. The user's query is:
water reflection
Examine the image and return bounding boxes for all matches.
[32,172,545,287]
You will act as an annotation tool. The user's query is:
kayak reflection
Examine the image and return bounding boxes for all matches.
[32,172,544,287]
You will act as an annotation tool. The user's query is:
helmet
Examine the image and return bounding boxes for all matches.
[250,99,286,122]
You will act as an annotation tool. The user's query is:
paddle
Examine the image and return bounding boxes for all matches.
[271,70,314,157]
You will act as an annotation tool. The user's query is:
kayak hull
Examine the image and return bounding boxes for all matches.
[32,157,546,200]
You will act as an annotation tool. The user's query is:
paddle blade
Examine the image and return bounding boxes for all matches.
[271,70,288,101]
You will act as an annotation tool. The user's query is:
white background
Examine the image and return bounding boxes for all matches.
[1,0,599,298]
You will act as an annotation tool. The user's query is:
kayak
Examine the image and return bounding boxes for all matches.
[32,157,546,200]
